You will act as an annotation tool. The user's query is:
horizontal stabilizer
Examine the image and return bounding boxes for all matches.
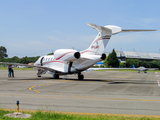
[122,29,157,32]
[87,23,157,34]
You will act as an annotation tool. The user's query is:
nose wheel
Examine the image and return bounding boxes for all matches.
[78,73,84,80]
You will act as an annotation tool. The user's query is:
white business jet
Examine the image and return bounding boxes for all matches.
[0,23,156,80]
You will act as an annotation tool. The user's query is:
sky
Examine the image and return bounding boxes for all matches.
[0,0,160,58]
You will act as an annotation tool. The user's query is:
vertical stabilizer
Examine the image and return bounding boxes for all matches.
[81,23,121,55]
[133,65,135,68]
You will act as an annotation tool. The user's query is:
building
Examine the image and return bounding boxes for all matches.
[106,51,160,63]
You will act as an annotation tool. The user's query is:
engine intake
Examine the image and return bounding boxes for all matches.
[101,53,106,60]
[74,52,80,59]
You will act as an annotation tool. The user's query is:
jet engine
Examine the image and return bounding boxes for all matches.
[101,53,106,60]
[54,49,80,61]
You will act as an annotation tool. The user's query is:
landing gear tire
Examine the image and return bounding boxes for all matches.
[78,73,84,80]
[37,75,41,77]
[53,74,59,79]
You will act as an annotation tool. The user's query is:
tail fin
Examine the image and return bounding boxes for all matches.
[81,23,121,55]
[81,23,156,55]
[133,65,135,68]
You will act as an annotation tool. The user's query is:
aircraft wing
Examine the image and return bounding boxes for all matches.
[0,62,64,73]
[146,68,159,70]
[86,67,159,72]
[133,68,159,71]
[85,68,134,72]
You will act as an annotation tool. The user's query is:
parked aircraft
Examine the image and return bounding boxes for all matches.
[133,65,158,73]
[0,23,156,79]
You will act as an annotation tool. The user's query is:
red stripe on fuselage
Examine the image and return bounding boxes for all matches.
[42,61,65,65]
[56,51,75,60]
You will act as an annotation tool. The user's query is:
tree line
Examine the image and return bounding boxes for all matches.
[0,56,40,64]
[0,46,40,64]
[103,49,160,69]
[125,59,160,68]
[1,46,160,69]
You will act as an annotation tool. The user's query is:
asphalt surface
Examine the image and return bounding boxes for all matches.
[0,70,160,116]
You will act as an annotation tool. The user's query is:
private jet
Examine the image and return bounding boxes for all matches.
[0,23,156,80]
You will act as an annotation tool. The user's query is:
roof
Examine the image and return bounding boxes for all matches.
[105,51,160,60]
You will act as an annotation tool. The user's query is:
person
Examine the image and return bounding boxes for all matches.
[10,64,14,77]
[8,64,11,77]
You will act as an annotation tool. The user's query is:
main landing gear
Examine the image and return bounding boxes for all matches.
[37,69,46,77]
[52,72,84,80]
[53,73,59,79]
[78,73,84,80]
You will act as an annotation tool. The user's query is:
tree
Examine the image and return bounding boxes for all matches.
[47,53,54,55]
[126,59,140,68]
[105,49,119,67]
[0,46,8,59]
[150,60,160,68]
[119,63,126,68]
[11,56,20,63]
[20,56,29,64]
[104,55,109,67]
[141,61,150,68]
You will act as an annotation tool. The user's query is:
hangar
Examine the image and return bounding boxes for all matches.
[106,51,160,63]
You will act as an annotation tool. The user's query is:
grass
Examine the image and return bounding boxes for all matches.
[0,109,160,120]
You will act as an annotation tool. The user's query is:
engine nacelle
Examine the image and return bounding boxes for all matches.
[101,53,106,60]
[54,49,80,61]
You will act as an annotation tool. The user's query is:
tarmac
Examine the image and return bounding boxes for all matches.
[0,70,160,116]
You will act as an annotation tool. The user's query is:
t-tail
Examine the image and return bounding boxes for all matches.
[81,23,156,55]
[81,23,121,55]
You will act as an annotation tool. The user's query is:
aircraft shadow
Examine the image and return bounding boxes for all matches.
[7,77,157,85]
